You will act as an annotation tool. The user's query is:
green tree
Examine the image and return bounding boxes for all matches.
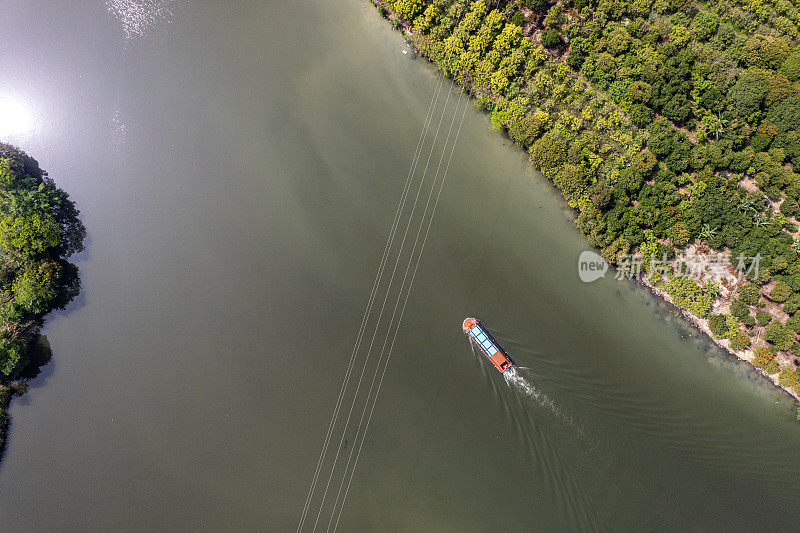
[708,314,728,338]
[769,281,793,302]
[0,143,84,386]
[739,283,760,305]
[12,260,60,315]
[0,338,26,377]
[589,182,613,209]
[787,313,800,333]
[765,322,796,350]
[689,12,719,41]
[743,34,790,70]
[729,330,751,350]
[529,135,563,170]
[390,0,424,21]
[728,69,771,119]
[753,346,780,373]
[629,104,654,128]
[784,294,800,314]
[606,28,630,55]
[667,221,690,246]
[540,29,561,48]
[507,115,540,148]
[779,368,800,388]
[756,310,772,326]
[782,52,800,82]
[553,164,589,204]
[627,81,652,103]
[0,211,61,259]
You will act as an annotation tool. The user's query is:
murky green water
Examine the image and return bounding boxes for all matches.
[1,1,799,530]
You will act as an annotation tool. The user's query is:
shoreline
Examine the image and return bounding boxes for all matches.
[0,386,12,460]
[370,1,800,409]
[641,277,800,402]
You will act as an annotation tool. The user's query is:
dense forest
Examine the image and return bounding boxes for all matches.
[375,0,800,396]
[0,143,84,451]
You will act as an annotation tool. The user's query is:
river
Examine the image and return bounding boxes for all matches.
[1,0,800,530]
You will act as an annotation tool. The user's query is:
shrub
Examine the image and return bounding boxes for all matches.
[765,322,796,350]
[743,34,791,70]
[530,135,563,170]
[0,338,26,377]
[729,68,771,119]
[782,52,800,82]
[729,331,751,350]
[629,104,654,128]
[739,283,760,305]
[390,0,424,21]
[541,29,561,48]
[784,294,800,314]
[770,281,793,303]
[730,299,749,320]
[787,313,800,333]
[689,12,719,41]
[708,314,728,338]
[628,81,652,103]
[753,346,780,373]
[667,221,690,246]
[779,368,800,389]
[756,310,772,326]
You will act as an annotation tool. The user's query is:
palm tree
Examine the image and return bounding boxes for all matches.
[700,223,717,240]
[704,279,722,299]
[713,113,729,141]
[738,197,758,215]
[755,213,771,227]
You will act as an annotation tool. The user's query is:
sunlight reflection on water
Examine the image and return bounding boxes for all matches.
[0,95,34,139]
[105,0,182,43]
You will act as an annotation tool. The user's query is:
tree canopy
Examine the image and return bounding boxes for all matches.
[0,145,84,378]
[378,0,800,394]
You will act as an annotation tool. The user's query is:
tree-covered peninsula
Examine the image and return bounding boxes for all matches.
[374,0,800,399]
[0,143,84,453]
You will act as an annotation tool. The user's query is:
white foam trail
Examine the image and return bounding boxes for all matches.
[503,367,583,435]
[503,367,555,411]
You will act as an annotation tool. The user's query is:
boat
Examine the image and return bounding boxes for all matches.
[462,317,514,373]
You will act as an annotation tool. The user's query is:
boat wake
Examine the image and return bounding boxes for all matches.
[467,337,582,434]
[503,366,583,436]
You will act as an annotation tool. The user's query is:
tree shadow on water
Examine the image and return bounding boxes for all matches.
[18,335,54,384]
[0,145,87,467]
[0,336,55,467]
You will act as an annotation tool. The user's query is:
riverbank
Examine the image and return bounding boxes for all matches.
[0,383,28,459]
[642,276,800,402]
[0,385,10,455]
[0,145,85,461]
[370,0,800,408]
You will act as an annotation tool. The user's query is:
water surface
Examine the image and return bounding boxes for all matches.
[1,1,799,530]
